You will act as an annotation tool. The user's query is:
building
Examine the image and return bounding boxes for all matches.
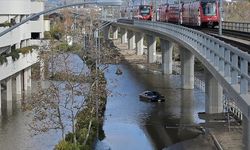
[0,0,50,54]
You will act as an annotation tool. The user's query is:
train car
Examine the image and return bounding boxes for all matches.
[159,0,219,27]
[182,0,219,27]
[167,4,181,23]
[132,5,153,20]
[200,0,219,27]
[182,1,201,26]
[158,3,168,22]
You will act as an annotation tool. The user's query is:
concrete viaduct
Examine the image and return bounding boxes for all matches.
[104,20,250,149]
[0,1,250,149]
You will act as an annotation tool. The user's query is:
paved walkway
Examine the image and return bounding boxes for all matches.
[205,121,244,150]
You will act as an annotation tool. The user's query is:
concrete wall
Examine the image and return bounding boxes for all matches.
[0,50,38,81]
[0,0,46,48]
[44,20,50,32]
[30,2,44,38]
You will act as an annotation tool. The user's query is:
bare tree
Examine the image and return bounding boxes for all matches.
[27,51,91,143]
[26,5,122,149]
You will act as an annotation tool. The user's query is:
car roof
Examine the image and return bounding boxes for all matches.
[143,90,159,94]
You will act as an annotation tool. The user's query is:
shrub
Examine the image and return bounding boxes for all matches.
[0,21,11,27]
[56,42,69,51]
[55,140,83,150]
[0,54,7,65]
[9,49,20,61]
[17,45,39,54]
[50,25,64,40]
[44,31,51,39]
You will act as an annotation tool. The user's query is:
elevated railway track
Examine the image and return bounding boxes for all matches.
[118,19,250,54]
[199,28,250,53]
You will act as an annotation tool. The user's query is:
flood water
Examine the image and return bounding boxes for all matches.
[0,54,88,150]
[0,56,208,150]
[100,64,207,150]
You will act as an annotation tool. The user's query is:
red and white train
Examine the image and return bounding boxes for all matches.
[125,0,219,27]
[158,0,219,27]
[128,5,153,20]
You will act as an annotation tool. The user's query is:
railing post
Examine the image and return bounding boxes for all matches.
[224,49,231,81]
[231,54,239,85]
[206,39,210,60]
[219,46,225,75]
[214,43,220,69]
[240,59,248,94]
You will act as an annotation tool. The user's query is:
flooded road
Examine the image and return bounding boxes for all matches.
[101,64,206,150]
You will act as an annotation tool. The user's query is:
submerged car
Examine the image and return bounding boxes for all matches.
[139,91,165,102]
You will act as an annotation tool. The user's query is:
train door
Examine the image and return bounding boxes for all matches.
[159,4,166,22]
[193,2,201,26]
[182,3,189,25]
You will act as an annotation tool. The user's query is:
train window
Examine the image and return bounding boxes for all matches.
[139,5,151,16]
[202,2,216,16]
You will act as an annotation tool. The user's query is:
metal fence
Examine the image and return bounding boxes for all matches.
[222,21,250,32]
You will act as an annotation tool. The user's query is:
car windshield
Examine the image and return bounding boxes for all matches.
[139,5,150,16]
[152,91,159,95]
[202,2,216,16]
[146,92,154,96]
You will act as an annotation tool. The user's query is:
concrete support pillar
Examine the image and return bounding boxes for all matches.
[135,32,144,55]
[147,35,156,63]
[24,67,32,96]
[15,42,21,49]
[179,90,194,139]
[128,30,135,50]
[243,115,250,150]
[6,78,13,102]
[160,39,173,74]
[103,26,110,40]
[113,26,118,40]
[180,47,194,89]
[205,68,223,114]
[121,28,128,44]
[16,72,22,101]
[6,78,13,112]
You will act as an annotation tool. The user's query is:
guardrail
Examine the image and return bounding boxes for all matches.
[131,20,250,117]
[222,21,250,32]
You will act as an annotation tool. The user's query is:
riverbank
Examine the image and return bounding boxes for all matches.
[112,39,243,150]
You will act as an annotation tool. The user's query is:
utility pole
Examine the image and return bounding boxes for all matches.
[219,0,223,35]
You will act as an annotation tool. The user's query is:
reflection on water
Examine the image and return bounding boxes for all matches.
[0,53,88,150]
[101,64,206,150]
[0,58,207,150]
[0,104,61,150]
